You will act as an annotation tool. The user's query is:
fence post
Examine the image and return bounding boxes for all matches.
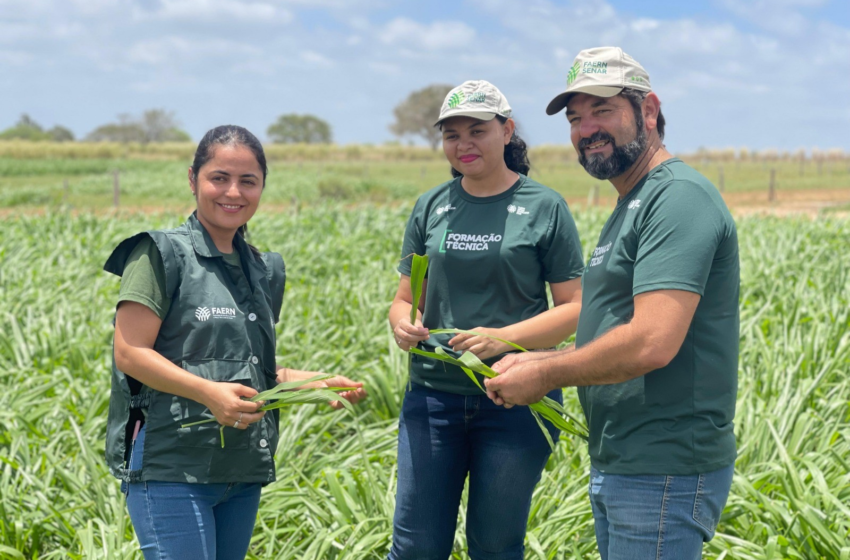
[113,170,120,208]
[718,166,725,193]
[63,178,69,204]
[768,169,776,203]
[588,184,600,207]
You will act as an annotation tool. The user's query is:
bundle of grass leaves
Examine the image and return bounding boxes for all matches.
[405,253,588,448]
[182,373,352,448]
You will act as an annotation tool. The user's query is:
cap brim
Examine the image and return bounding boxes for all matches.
[434,111,498,127]
[545,85,625,115]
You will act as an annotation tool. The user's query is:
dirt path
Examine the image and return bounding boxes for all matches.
[565,188,850,218]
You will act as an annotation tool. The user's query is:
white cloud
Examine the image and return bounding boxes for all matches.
[368,61,400,75]
[300,50,334,67]
[134,0,290,22]
[631,18,660,33]
[718,0,828,36]
[379,17,476,51]
[128,36,263,65]
[0,51,34,65]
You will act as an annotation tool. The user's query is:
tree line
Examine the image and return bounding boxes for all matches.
[0,85,454,148]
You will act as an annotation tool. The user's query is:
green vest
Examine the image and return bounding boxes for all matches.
[103,213,286,484]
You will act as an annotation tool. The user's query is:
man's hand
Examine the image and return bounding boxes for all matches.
[449,326,510,360]
[484,358,551,408]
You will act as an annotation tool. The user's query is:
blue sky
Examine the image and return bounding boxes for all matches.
[1,0,848,153]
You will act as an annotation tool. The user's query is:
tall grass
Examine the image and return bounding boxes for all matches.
[2,157,848,211]
[0,207,847,558]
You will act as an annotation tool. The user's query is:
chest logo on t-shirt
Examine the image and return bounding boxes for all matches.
[435,204,456,215]
[195,306,237,321]
[589,242,613,268]
[628,199,641,210]
[439,229,503,253]
[507,204,530,216]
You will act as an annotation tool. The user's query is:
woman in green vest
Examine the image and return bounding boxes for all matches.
[104,125,367,560]
[387,81,585,559]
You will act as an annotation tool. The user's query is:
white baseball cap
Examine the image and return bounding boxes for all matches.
[435,80,512,126]
[546,46,652,115]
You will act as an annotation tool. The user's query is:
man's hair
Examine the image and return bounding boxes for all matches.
[618,88,665,140]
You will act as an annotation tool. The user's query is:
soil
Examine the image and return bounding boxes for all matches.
[565,188,850,219]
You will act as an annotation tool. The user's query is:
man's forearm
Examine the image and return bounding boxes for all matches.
[537,322,656,388]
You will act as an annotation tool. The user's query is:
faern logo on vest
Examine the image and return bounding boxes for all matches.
[195,306,237,321]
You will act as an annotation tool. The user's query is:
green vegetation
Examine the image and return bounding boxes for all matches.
[0,206,847,559]
[268,114,333,144]
[1,155,848,210]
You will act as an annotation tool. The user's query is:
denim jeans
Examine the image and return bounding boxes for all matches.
[125,425,262,560]
[589,464,734,560]
[388,382,561,560]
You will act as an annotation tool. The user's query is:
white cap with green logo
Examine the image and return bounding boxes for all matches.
[435,80,512,126]
[546,46,651,115]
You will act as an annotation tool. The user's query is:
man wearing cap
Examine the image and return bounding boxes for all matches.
[484,47,739,559]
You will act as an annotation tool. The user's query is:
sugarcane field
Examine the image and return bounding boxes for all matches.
[0,145,848,559]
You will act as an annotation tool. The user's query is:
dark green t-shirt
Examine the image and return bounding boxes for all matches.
[576,158,740,475]
[399,174,585,395]
[119,237,242,319]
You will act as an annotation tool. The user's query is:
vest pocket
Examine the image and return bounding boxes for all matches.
[151,359,258,450]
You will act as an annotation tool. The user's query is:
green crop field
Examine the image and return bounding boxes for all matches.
[0,201,848,559]
[1,150,848,210]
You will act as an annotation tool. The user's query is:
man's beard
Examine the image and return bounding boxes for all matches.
[577,118,647,180]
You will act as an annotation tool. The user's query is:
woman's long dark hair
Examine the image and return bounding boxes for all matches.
[450,116,530,178]
[191,125,267,255]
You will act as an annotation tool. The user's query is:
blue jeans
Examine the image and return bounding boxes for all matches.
[125,425,262,560]
[388,383,561,560]
[589,464,734,560]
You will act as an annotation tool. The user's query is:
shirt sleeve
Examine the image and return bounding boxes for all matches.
[118,237,171,319]
[397,199,426,277]
[539,198,585,283]
[632,182,724,297]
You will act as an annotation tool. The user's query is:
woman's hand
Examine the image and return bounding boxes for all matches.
[276,367,368,411]
[199,381,265,430]
[322,375,368,410]
[393,317,429,352]
[449,326,511,361]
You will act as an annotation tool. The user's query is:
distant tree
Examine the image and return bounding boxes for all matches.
[389,84,453,150]
[141,109,190,142]
[86,121,146,143]
[267,114,332,144]
[48,125,75,142]
[86,110,190,143]
[0,113,53,141]
[17,114,43,131]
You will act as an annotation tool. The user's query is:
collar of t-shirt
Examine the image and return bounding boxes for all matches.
[453,174,525,204]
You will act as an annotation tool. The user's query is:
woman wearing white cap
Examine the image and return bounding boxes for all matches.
[387,80,585,559]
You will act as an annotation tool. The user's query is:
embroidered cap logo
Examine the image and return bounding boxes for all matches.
[567,61,580,86]
[447,91,466,109]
